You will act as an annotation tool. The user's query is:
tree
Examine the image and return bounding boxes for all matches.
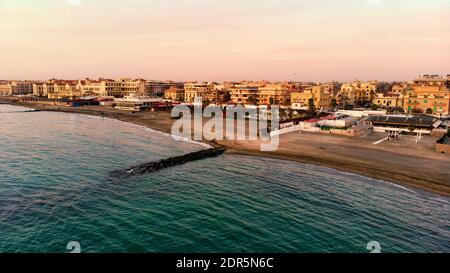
[425,108,433,114]
[395,107,405,113]
[248,95,257,105]
[371,104,379,111]
[308,98,316,114]
[331,98,337,109]
[223,92,231,102]
[203,98,211,106]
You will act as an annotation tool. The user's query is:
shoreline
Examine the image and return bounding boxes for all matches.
[2,96,449,197]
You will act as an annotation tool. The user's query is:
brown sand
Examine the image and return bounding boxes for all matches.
[2,97,450,197]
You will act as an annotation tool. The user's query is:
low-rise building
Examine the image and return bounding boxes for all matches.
[373,93,405,108]
[114,95,162,111]
[164,86,185,101]
[362,115,441,135]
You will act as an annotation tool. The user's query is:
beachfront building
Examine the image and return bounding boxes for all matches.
[105,78,146,98]
[184,82,215,103]
[0,81,34,96]
[164,86,185,101]
[114,94,163,111]
[73,78,147,98]
[258,83,291,106]
[78,78,113,97]
[291,85,332,111]
[46,80,82,99]
[230,84,260,105]
[0,81,14,96]
[32,82,48,97]
[361,115,441,135]
[403,75,450,115]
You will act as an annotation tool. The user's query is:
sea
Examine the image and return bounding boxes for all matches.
[0,104,449,253]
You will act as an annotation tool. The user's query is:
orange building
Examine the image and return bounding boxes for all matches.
[257,83,292,106]
[404,75,450,115]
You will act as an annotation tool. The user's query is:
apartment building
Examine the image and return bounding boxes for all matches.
[106,78,146,98]
[45,80,82,99]
[230,84,260,105]
[78,78,113,97]
[404,75,450,115]
[184,82,215,102]
[291,85,332,110]
[0,81,34,96]
[146,81,183,96]
[257,83,292,105]
[338,81,377,105]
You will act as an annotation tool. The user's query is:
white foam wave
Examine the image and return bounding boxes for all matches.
[69,113,212,149]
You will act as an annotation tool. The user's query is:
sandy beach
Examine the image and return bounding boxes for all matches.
[2,97,450,197]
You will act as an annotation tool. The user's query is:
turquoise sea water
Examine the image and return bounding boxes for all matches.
[0,104,449,253]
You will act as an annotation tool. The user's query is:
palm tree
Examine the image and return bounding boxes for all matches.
[308,98,316,114]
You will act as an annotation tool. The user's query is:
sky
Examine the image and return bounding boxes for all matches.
[0,0,449,82]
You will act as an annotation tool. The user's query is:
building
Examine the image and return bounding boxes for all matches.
[33,82,47,97]
[203,84,231,104]
[230,84,259,105]
[258,83,292,105]
[373,93,404,109]
[362,115,441,135]
[184,82,215,102]
[338,80,378,106]
[403,75,450,115]
[114,94,163,111]
[78,78,113,97]
[106,78,146,98]
[291,85,332,110]
[46,80,82,99]
[146,81,183,96]
[0,81,13,95]
[164,86,185,101]
[0,81,34,96]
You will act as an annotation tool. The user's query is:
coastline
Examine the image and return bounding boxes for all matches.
[2,96,450,197]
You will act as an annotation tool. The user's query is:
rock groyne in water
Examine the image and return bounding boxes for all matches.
[111,147,226,178]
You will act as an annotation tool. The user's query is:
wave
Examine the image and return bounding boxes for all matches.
[0,110,38,114]
[384,182,419,195]
[0,104,35,113]
[67,113,213,149]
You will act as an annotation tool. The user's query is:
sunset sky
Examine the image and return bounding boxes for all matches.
[1,0,449,82]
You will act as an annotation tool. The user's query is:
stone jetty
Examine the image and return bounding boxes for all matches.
[111,147,226,178]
